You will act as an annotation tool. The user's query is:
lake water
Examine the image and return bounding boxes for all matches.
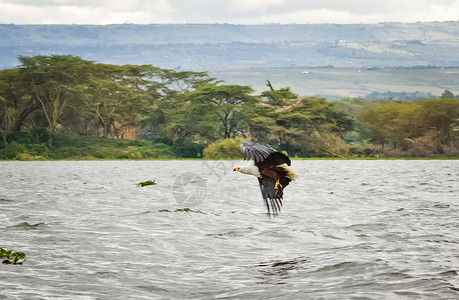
[1,160,458,299]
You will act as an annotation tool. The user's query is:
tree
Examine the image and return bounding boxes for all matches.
[18,55,92,147]
[0,69,19,146]
[246,92,355,156]
[249,116,279,142]
[184,84,256,141]
[116,65,156,139]
[0,96,10,146]
[274,97,354,154]
[361,102,423,150]
[440,90,455,99]
[0,68,42,144]
[416,98,459,143]
[142,69,217,141]
[360,99,459,155]
[88,64,154,138]
[260,85,298,107]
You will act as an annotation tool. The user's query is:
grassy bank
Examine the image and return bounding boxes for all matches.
[0,134,205,160]
[1,133,458,161]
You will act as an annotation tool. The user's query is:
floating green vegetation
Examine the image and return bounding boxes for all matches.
[0,248,26,265]
[136,180,157,187]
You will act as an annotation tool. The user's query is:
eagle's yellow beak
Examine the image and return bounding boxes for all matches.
[233,167,240,171]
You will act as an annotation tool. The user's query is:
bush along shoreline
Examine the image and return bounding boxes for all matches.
[1,133,458,160]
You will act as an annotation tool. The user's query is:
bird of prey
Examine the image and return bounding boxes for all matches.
[233,141,298,215]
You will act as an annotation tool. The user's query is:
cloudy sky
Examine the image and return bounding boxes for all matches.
[1,0,459,25]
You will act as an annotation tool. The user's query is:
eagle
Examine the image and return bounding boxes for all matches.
[233,141,298,215]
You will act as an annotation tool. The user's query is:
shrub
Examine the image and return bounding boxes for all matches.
[128,150,142,159]
[171,141,205,158]
[391,131,459,157]
[308,132,352,158]
[151,143,174,157]
[203,138,244,159]
[15,152,45,161]
[137,146,154,158]
[0,142,27,159]
[6,128,49,145]
[26,143,49,157]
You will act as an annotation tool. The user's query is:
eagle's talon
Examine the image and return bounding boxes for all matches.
[275,182,282,190]
[274,181,283,197]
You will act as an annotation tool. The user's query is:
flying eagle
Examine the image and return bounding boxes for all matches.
[233,141,298,215]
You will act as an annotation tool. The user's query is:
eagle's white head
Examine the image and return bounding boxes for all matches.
[233,161,262,178]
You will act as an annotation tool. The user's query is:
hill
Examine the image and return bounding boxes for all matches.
[1,22,459,70]
[209,66,459,98]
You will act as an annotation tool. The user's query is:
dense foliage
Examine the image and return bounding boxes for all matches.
[1,55,458,159]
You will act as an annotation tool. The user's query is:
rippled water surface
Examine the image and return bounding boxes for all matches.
[1,160,458,299]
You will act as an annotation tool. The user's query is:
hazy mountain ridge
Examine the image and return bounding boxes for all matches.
[2,22,459,44]
[1,22,459,70]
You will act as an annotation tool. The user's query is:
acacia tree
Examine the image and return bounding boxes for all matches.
[0,69,19,146]
[441,90,455,99]
[361,102,423,150]
[18,55,92,147]
[417,98,459,143]
[260,85,298,107]
[360,99,459,154]
[0,68,42,144]
[90,64,124,137]
[115,65,155,138]
[143,70,217,141]
[0,96,10,146]
[184,84,256,141]
[250,95,354,155]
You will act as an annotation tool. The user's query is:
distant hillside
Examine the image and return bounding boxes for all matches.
[1,22,459,70]
[209,67,459,99]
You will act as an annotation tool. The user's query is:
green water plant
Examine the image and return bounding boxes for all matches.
[0,248,26,265]
[136,180,157,187]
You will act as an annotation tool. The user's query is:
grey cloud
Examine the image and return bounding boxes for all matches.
[5,0,100,6]
[1,0,458,24]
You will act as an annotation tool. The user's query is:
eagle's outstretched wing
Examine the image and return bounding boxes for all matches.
[241,141,276,164]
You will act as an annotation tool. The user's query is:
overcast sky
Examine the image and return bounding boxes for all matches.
[1,0,458,25]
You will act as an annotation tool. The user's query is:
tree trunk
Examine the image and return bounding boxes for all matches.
[48,121,56,148]
[13,102,41,131]
[0,128,7,148]
[48,133,54,148]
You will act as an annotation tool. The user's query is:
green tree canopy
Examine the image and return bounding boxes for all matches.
[183,84,256,141]
[260,85,298,107]
[441,90,455,99]
[248,95,355,156]
[361,99,459,153]
[18,55,93,147]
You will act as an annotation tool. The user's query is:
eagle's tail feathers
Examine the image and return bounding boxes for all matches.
[276,163,299,180]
